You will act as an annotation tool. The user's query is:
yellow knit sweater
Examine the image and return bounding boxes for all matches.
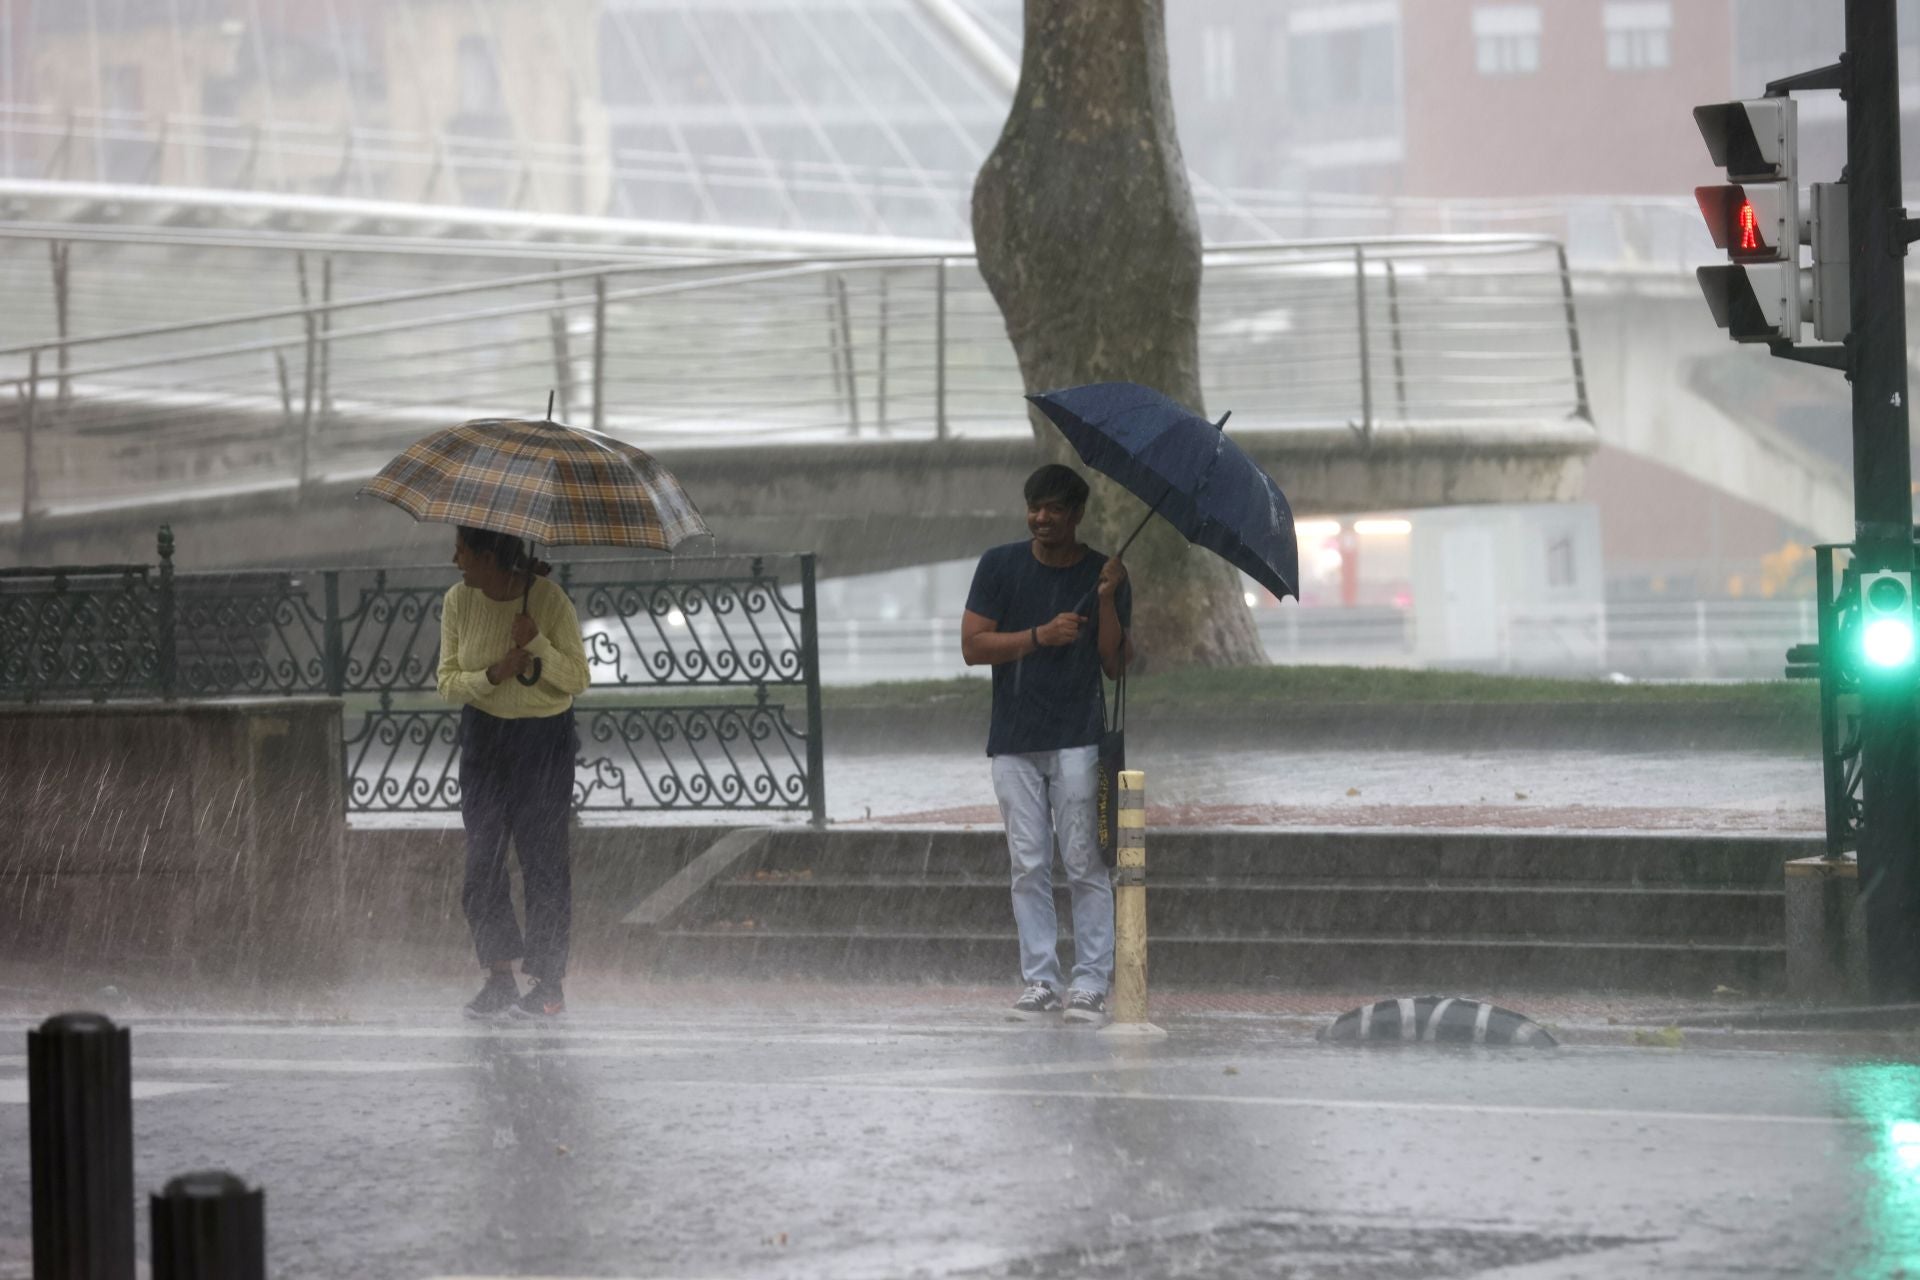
[436,575,591,717]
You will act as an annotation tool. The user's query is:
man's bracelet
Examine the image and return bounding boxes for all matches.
[1030,626,1040,649]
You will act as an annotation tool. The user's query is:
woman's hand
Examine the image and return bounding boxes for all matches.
[511,614,539,648]
[486,647,533,685]
[1097,558,1128,601]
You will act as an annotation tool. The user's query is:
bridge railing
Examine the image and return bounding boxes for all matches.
[0,530,827,822]
[3,103,1892,267]
[0,233,1589,530]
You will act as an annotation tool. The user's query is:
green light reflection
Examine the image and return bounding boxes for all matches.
[1838,1062,1920,1276]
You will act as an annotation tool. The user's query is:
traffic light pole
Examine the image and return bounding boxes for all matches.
[1844,0,1920,1001]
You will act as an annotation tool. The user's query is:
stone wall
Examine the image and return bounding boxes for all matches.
[339,825,728,981]
[0,699,348,985]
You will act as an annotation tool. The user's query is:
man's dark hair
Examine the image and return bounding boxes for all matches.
[1024,464,1089,510]
[456,525,528,570]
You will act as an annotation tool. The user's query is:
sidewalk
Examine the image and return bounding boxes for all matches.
[0,975,1899,1056]
[830,742,1824,833]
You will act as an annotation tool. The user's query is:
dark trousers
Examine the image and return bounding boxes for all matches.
[459,706,577,983]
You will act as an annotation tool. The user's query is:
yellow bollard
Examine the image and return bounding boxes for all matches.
[1100,769,1166,1038]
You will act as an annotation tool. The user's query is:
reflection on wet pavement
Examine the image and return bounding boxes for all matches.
[0,996,1903,1278]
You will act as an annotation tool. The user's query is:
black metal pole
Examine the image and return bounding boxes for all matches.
[150,1172,265,1280]
[1845,0,1920,1000]
[29,1012,135,1280]
[800,553,827,828]
[156,525,178,702]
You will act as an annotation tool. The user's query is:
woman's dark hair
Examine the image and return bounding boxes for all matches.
[456,525,527,571]
[1024,463,1089,510]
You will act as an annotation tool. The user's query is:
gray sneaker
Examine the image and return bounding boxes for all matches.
[1063,989,1108,1024]
[463,972,519,1020]
[1008,983,1061,1020]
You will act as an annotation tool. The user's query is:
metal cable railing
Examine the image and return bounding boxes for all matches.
[0,232,1589,533]
[21,101,1920,265]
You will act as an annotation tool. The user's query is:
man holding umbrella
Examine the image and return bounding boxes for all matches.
[961,463,1132,1023]
[975,381,1300,1022]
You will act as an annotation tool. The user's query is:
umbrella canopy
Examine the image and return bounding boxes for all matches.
[1028,382,1299,602]
[358,417,709,550]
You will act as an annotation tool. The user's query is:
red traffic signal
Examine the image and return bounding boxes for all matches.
[1696,184,1790,263]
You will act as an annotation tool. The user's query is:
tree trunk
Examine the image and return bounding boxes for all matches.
[971,0,1265,671]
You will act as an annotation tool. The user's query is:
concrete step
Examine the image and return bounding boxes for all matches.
[693,876,1783,944]
[753,828,1810,886]
[642,928,1785,993]
[627,826,1808,993]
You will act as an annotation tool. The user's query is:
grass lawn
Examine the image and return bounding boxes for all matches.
[819,666,1819,714]
[350,666,1818,717]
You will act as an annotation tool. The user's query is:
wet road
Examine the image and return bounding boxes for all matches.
[1,995,1912,1278]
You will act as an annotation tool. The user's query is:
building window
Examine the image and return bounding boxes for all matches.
[455,35,501,118]
[1288,14,1399,114]
[102,64,143,115]
[1473,5,1541,76]
[1604,2,1671,71]
[1202,25,1236,102]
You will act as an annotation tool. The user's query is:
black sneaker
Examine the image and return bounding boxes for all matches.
[463,972,519,1020]
[1008,983,1062,1020]
[1063,989,1108,1024]
[508,979,566,1020]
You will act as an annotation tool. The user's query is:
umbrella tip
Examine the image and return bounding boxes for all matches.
[1215,410,1232,431]
[546,390,555,422]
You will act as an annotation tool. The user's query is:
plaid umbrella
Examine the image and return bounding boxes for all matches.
[358,417,709,550]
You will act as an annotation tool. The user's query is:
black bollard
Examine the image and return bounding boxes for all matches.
[29,1011,135,1280]
[151,1172,266,1280]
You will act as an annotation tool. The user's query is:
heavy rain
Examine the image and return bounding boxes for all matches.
[3,1,1920,1276]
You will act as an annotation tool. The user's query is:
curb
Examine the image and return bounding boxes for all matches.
[1667,1001,1920,1031]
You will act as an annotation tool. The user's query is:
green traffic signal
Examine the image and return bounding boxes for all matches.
[1863,617,1915,668]
[1859,571,1917,672]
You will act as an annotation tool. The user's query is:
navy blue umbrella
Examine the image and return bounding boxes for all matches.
[1028,381,1299,602]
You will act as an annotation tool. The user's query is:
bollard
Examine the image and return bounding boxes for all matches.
[1100,770,1166,1039]
[151,1171,266,1280]
[29,1012,135,1280]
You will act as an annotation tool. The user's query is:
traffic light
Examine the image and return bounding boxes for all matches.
[1858,569,1915,671]
[1808,181,1850,342]
[1694,98,1801,342]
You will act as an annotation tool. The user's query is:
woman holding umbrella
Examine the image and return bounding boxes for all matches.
[438,525,591,1020]
[362,410,710,1021]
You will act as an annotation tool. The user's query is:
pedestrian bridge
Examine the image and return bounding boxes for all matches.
[0,184,1595,573]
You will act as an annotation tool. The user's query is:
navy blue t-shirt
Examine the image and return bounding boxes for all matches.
[965,540,1132,757]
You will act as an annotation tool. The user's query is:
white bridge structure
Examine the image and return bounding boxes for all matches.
[0,181,1596,573]
[0,0,1892,588]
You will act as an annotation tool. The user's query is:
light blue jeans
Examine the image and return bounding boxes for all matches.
[990,745,1113,995]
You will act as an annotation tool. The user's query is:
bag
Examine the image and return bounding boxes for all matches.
[1096,667,1126,868]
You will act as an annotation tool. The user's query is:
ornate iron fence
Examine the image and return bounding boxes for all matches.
[0,528,827,822]
[0,560,162,699]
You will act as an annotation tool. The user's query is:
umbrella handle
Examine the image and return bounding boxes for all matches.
[515,546,543,687]
[1071,495,1164,619]
[1114,499,1161,560]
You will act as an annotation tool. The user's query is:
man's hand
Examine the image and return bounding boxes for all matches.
[1035,612,1085,647]
[510,614,539,648]
[1097,558,1128,600]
